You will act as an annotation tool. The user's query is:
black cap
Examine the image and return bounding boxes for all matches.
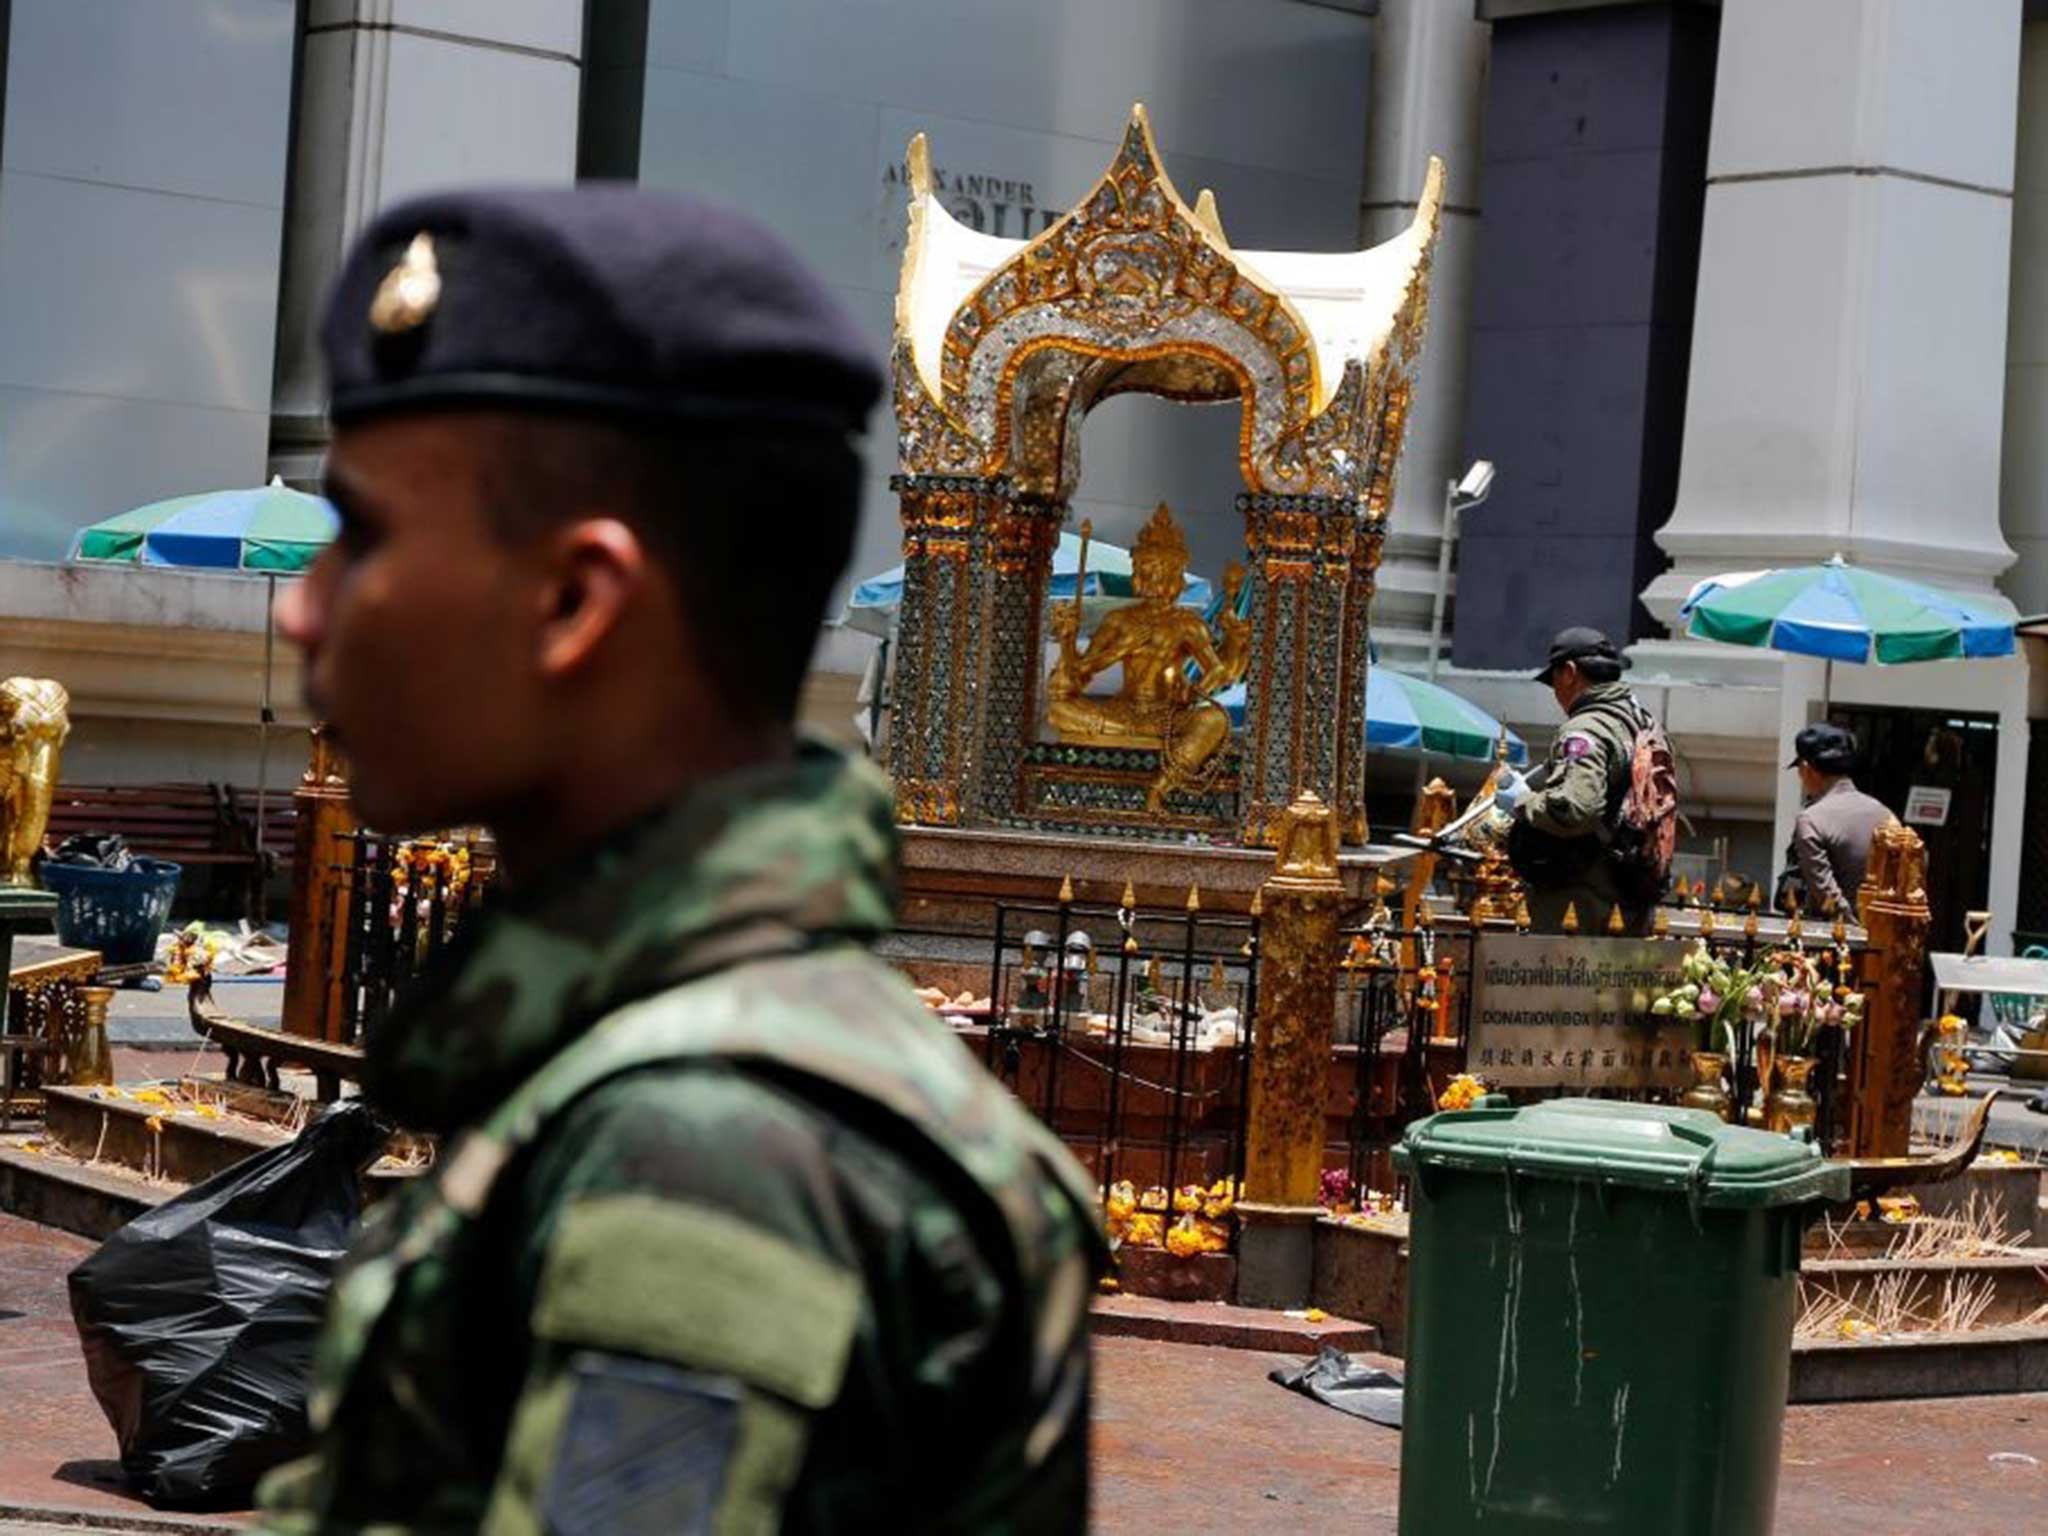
[1534,626,1629,684]
[1789,722,1857,773]
[322,185,885,432]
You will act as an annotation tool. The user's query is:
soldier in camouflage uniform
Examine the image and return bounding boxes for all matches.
[258,187,1103,1532]
[1501,627,1661,935]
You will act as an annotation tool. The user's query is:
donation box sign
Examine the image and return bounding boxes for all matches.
[1467,933,1693,1090]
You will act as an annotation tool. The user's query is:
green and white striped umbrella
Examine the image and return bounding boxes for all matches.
[70,476,336,573]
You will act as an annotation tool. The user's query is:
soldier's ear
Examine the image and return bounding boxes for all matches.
[533,517,648,679]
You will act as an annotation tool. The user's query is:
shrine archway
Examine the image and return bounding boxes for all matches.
[888,106,1443,847]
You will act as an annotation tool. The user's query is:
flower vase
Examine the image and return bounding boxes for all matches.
[1679,1050,1732,1121]
[1766,1055,1817,1135]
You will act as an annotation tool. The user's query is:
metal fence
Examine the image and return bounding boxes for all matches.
[332,831,489,1049]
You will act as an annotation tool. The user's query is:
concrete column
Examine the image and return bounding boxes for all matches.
[1647,0,2022,616]
[269,1,584,478]
[2001,22,2048,617]
[1359,0,1491,667]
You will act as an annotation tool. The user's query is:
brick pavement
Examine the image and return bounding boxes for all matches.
[2,1211,2042,1531]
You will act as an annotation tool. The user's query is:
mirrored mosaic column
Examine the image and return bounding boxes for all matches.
[1335,511,1387,846]
[976,497,1065,821]
[1236,494,1366,848]
[888,474,1002,825]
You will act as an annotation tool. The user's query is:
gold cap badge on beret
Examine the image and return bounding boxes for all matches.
[369,232,441,335]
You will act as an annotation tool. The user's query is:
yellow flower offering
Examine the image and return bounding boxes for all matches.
[1165,1214,1205,1258]
[1437,1074,1486,1112]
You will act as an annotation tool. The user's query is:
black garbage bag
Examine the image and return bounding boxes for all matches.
[1268,1344,1405,1429]
[51,832,134,871]
[67,1100,388,1507]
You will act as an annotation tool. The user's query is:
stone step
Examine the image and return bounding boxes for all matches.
[1092,1292,1378,1354]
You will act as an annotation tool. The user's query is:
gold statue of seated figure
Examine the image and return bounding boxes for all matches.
[1046,503,1248,812]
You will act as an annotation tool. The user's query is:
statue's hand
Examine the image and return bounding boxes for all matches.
[1050,603,1081,645]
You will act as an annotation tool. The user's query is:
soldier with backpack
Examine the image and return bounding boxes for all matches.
[1495,628,1679,935]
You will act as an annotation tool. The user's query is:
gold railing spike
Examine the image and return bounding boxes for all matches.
[1249,888,1264,918]
[1059,875,1075,904]
[1787,912,1804,941]
[1832,913,1848,944]
[1185,884,1201,913]
[1606,903,1626,935]
[1416,901,1434,929]
[1513,898,1531,932]
[1125,935,1140,955]
[1562,901,1581,935]
[1743,908,1760,939]
[1700,906,1718,937]
[1121,880,1137,908]
[1652,906,1670,938]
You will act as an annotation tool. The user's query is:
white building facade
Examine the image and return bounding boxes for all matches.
[0,0,2040,947]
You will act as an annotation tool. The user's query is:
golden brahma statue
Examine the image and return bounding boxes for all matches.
[1046,504,1248,811]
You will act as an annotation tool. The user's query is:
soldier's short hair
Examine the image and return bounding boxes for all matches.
[477,414,860,726]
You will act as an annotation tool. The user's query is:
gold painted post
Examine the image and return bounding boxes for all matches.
[1848,821,1933,1158]
[1237,791,1346,1308]
[281,729,359,1043]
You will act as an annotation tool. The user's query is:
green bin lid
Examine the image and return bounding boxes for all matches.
[1395,1097,1849,1208]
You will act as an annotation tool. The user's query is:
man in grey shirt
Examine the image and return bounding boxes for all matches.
[1787,723,1893,918]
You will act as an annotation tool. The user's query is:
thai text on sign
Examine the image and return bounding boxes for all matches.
[1466,933,1693,1089]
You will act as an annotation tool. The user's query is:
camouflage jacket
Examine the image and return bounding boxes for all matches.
[1509,682,1653,918]
[257,743,1103,1534]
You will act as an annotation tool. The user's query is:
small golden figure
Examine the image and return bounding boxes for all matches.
[0,678,69,885]
[1046,504,1248,811]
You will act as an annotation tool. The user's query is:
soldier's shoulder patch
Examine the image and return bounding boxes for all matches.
[1557,733,1598,761]
[544,1352,741,1534]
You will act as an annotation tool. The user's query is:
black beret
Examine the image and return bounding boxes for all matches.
[322,184,884,432]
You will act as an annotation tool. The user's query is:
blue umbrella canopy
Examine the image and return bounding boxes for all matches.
[843,531,1212,636]
[71,477,337,573]
[1213,669,1526,764]
[1680,557,2014,665]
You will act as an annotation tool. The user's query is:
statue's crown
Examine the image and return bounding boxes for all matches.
[1134,501,1189,568]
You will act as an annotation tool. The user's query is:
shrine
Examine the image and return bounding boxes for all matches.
[886,105,1444,853]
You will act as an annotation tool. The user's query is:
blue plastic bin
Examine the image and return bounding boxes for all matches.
[41,859,182,966]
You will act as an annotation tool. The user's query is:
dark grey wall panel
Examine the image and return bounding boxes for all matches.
[1455,0,1717,669]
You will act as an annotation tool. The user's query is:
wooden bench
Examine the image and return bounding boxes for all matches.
[44,782,265,917]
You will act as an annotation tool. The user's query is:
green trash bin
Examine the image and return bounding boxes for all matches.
[1393,1097,1848,1534]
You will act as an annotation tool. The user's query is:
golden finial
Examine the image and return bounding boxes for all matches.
[1787,912,1804,941]
[369,232,442,334]
[1746,885,1762,914]
[1743,907,1760,940]
[1120,880,1136,908]
[1606,904,1626,935]
[1513,898,1531,932]
[1562,901,1581,935]
[1652,906,1670,938]
[1417,901,1434,929]
[1249,888,1263,918]
[1059,875,1075,904]
[1125,935,1140,955]
[1700,906,1717,937]
[1832,912,1848,945]
[1185,885,1201,913]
